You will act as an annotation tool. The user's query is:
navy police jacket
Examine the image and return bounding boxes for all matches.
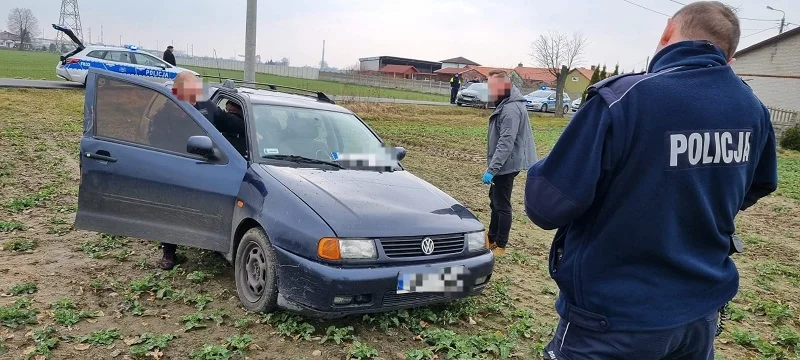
[524,40,778,331]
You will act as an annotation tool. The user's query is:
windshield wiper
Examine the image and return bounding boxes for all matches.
[262,154,344,169]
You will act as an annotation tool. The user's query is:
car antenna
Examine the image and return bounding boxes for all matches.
[212,48,223,82]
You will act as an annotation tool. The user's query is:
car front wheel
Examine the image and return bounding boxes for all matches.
[235,227,278,313]
[563,105,569,114]
[541,104,548,112]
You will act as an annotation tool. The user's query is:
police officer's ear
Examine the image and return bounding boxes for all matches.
[727,57,736,66]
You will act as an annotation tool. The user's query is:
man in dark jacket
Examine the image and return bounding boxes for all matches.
[158,71,246,270]
[163,45,176,66]
[483,69,537,256]
[524,2,778,359]
[449,73,461,104]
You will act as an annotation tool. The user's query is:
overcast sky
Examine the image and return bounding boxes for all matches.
[3,0,797,70]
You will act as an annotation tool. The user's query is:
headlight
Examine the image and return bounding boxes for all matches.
[317,238,377,260]
[466,231,486,252]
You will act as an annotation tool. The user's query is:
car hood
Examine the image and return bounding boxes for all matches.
[262,165,483,238]
[524,95,548,102]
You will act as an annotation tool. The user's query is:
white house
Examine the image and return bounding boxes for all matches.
[439,56,480,69]
[732,27,800,112]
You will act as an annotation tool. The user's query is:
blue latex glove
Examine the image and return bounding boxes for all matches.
[482,171,494,185]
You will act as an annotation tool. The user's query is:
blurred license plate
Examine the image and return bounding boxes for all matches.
[397,266,466,294]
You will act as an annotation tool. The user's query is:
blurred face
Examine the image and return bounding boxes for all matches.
[172,72,203,104]
[226,102,242,115]
[488,75,510,102]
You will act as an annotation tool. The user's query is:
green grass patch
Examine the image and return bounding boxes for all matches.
[0,298,39,328]
[51,298,101,327]
[0,220,25,232]
[78,328,122,346]
[128,333,176,358]
[776,154,800,200]
[27,326,59,360]
[7,282,37,295]
[81,233,129,259]
[346,340,379,360]
[5,185,59,212]
[2,238,36,252]
[0,49,61,80]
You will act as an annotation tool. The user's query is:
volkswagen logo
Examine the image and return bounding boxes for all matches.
[420,237,435,255]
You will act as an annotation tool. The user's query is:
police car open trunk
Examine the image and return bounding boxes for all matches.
[52,24,85,64]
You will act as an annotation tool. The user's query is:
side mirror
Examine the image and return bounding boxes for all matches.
[392,147,406,161]
[187,135,215,159]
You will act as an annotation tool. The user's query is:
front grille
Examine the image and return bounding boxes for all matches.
[379,234,464,258]
[382,291,446,307]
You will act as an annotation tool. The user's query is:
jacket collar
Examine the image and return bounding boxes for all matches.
[648,40,728,73]
[491,86,525,117]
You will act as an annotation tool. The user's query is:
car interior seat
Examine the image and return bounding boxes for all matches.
[282,116,331,160]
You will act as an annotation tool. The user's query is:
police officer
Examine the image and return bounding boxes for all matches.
[524,2,778,359]
[449,73,461,104]
[163,45,176,66]
[158,71,247,270]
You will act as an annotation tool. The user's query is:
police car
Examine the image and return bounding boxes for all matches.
[53,24,198,86]
[524,87,571,113]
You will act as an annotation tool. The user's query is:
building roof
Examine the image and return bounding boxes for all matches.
[439,56,481,66]
[573,67,594,80]
[513,67,557,83]
[467,66,514,77]
[379,64,419,73]
[0,31,19,41]
[359,55,441,66]
[735,26,800,57]
[433,67,475,75]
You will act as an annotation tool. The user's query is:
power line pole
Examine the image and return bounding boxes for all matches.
[779,17,786,34]
[244,0,257,82]
[56,0,83,48]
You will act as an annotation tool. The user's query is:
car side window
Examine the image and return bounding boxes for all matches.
[104,51,133,64]
[94,76,207,156]
[86,50,106,59]
[133,53,166,67]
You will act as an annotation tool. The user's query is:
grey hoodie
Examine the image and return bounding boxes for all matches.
[486,86,537,176]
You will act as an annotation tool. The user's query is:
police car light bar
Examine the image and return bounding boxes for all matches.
[124,44,138,51]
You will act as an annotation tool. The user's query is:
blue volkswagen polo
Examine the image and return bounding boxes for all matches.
[75,68,494,317]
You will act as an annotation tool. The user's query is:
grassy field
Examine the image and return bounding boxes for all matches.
[0,49,448,102]
[0,88,799,360]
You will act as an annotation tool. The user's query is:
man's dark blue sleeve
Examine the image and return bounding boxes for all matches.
[524,95,621,230]
[741,111,778,210]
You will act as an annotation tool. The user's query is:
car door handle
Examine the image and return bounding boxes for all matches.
[85,151,117,163]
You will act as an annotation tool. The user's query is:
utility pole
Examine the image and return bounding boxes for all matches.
[87,27,91,45]
[645,56,650,72]
[244,0,257,82]
[767,6,786,34]
[100,25,103,45]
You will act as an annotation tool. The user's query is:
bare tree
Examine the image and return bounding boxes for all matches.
[7,8,40,50]
[531,31,587,117]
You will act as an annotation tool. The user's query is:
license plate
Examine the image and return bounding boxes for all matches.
[397,266,466,294]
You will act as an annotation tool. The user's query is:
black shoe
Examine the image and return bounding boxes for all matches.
[160,252,176,270]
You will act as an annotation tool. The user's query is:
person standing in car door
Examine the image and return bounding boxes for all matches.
[157,71,247,270]
[482,69,536,256]
[163,45,176,66]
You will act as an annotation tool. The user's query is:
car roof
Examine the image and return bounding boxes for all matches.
[82,45,156,54]
[229,86,352,114]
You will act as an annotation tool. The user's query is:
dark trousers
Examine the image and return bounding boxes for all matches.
[488,171,517,247]
[450,87,458,103]
[543,311,718,360]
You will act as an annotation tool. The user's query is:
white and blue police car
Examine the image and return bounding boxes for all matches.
[524,86,571,114]
[53,24,198,86]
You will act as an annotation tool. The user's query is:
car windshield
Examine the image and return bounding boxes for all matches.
[527,90,553,98]
[251,104,399,170]
[469,83,487,93]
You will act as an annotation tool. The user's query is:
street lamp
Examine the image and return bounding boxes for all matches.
[766,6,786,34]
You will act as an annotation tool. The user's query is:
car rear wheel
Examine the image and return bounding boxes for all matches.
[563,105,569,114]
[542,104,548,112]
[235,227,278,313]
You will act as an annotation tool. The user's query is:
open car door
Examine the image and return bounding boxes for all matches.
[52,24,84,64]
[75,67,248,252]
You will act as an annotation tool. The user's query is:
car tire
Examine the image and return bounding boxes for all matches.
[234,227,278,313]
[542,104,548,113]
[563,105,569,114]
[456,103,462,106]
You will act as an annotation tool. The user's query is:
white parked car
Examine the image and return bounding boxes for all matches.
[53,24,198,86]
[524,87,570,114]
[571,98,582,111]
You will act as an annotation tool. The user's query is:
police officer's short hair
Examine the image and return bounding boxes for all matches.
[672,1,740,59]
[488,69,507,79]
